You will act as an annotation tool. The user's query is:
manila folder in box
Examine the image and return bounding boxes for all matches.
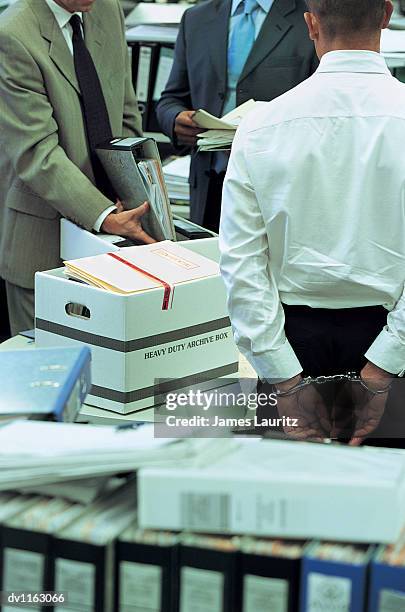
[64,240,220,295]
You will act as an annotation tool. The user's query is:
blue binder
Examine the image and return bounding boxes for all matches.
[368,542,405,612]
[0,347,91,422]
[300,542,374,612]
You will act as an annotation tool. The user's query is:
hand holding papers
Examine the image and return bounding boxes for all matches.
[195,99,257,151]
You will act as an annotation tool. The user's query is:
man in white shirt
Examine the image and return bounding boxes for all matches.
[220,0,404,444]
[0,0,153,334]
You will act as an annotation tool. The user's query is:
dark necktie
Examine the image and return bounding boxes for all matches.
[69,14,115,200]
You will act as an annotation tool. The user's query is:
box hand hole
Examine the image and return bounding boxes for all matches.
[65,303,91,319]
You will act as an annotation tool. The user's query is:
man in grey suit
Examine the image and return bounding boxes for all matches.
[157,0,318,232]
[0,0,153,335]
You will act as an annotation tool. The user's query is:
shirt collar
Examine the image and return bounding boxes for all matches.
[45,0,82,29]
[231,0,274,17]
[317,50,391,75]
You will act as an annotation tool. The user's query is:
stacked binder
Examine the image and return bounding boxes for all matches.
[96,137,176,242]
[1,490,402,612]
[163,156,191,204]
[0,346,91,423]
[126,24,178,133]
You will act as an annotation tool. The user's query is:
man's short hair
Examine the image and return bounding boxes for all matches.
[305,0,386,38]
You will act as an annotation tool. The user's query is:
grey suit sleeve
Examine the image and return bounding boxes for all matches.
[117,0,143,138]
[156,12,192,144]
[0,30,111,230]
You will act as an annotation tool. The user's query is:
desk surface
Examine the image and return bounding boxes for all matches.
[0,335,256,425]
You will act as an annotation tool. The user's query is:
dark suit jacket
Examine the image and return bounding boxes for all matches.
[157,0,318,225]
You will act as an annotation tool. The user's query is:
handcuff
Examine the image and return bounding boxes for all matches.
[274,372,393,398]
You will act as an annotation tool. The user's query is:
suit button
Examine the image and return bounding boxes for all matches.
[218,92,225,100]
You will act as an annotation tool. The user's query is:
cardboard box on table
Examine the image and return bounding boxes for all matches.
[35,239,238,414]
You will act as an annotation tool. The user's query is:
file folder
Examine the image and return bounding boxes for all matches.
[300,541,375,612]
[368,534,405,612]
[132,43,160,130]
[96,137,176,242]
[237,538,308,612]
[115,525,179,612]
[147,45,175,133]
[49,482,135,612]
[0,496,85,607]
[0,346,91,422]
[177,533,238,612]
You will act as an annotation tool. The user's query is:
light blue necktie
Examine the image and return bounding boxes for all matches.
[228,0,258,82]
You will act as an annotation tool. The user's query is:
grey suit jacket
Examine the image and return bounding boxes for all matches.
[157,0,318,225]
[0,0,142,289]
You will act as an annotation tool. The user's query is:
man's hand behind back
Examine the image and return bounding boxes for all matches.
[101,201,156,244]
[275,375,332,441]
[349,362,392,446]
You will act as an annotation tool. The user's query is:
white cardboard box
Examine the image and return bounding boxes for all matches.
[138,440,405,543]
[35,240,238,413]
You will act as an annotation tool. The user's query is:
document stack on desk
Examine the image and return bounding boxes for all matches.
[0,421,237,490]
[381,27,405,64]
[196,99,257,151]
[163,155,190,203]
[64,240,219,299]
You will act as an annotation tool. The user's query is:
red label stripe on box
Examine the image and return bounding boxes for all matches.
[107,252,172,310]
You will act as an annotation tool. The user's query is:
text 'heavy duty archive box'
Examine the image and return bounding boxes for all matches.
[35,239,239,414]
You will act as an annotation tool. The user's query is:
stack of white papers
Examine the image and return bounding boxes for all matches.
[196,99,257,151]
[126,24,179,45]
[0,421,238,491]
[163,156,190,202]
[381,27,405,54]
[64,240,219,295]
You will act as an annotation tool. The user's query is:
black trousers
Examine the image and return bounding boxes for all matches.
[0,278,11,342]
[202,171,225,233]
[283,304,387,377]
[259,305,405,446]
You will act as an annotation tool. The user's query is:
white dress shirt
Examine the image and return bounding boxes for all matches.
[220,50,405,380]
[45,0,116,231]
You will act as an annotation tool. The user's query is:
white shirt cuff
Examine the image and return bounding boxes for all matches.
[93,205,117,233]
[365,326,405,375]
[243,340,303,382]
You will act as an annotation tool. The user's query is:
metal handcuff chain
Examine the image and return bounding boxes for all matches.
[274,372,392,398]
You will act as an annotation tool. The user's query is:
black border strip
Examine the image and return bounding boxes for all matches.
[89,363,239,403]
[35,317,231,353]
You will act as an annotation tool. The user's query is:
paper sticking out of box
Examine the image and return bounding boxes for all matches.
[64,240,219,308]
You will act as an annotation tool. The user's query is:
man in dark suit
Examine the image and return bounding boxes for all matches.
[157,0,318,232]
